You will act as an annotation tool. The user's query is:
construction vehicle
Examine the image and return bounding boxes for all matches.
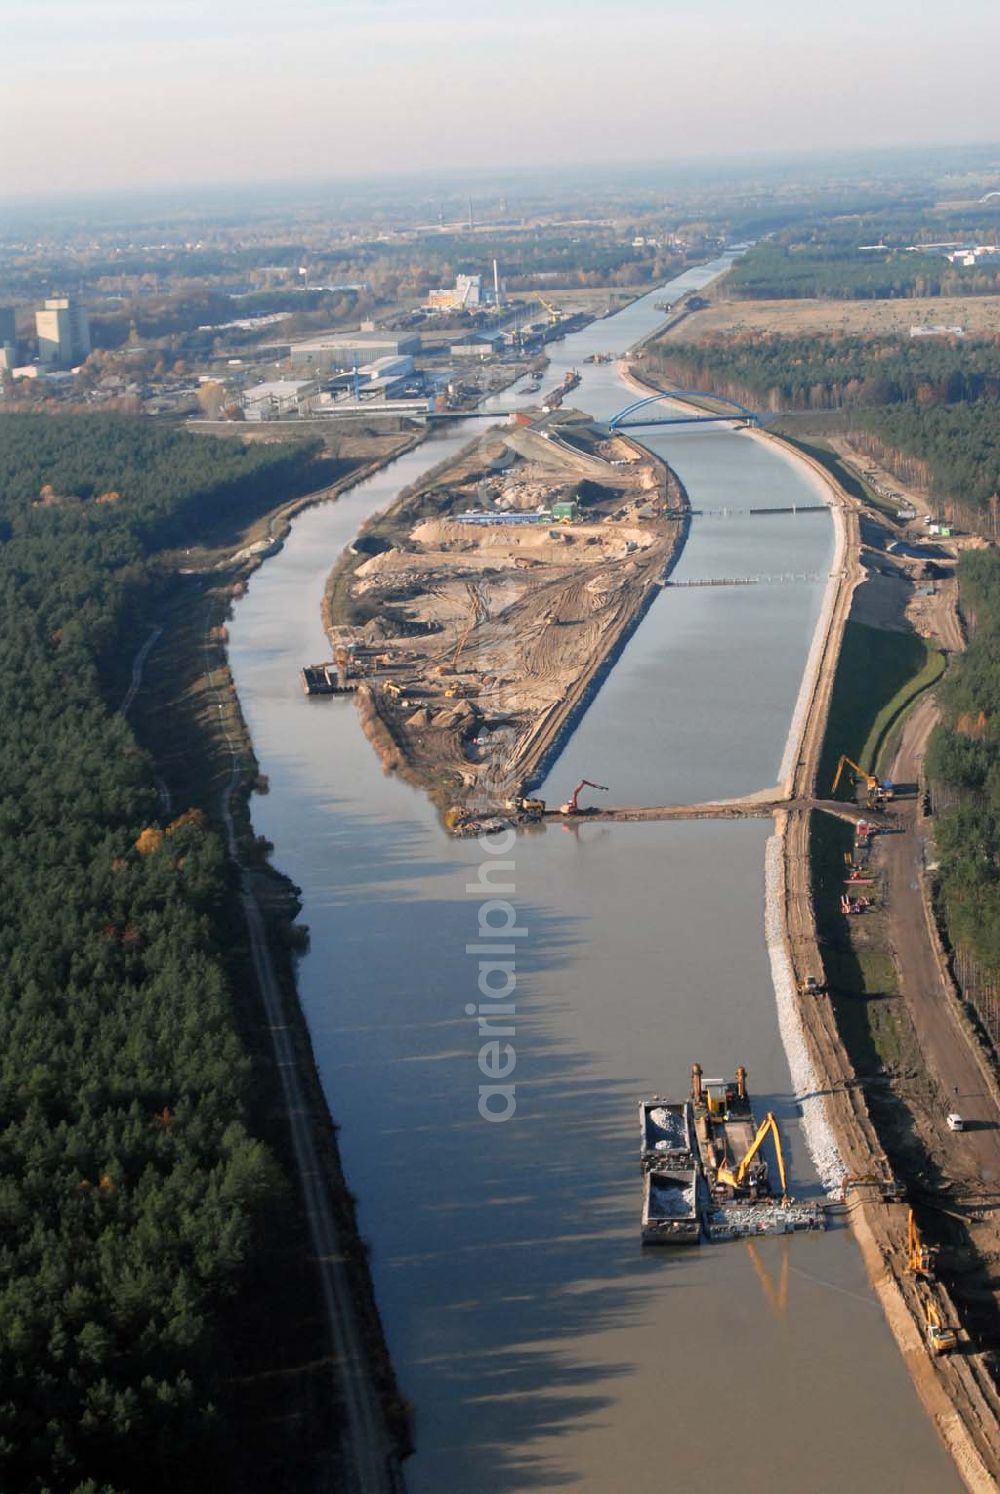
[840,1171,902,1204]
[559,779,609,815]
[906,1209,937,1279]
[831,754,894,809]
[715,1112,788,1200]
[689,1065,825,1236]
[530,291,564,324]
[797,974,824,995]
[508,795,545,820]
[922,1296,958,1356]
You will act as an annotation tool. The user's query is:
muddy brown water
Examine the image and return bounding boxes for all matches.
[228,265,961,1491]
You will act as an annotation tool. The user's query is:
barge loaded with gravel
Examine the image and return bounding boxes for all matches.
[639,1100,703,1245]
[639,1067,826,1244]
[641,1169,703,1245]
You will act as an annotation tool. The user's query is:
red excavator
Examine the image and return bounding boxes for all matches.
[559,779,609,815]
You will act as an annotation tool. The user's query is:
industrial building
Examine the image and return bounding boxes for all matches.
[240,379,318,420]
[946,246,1000,267]
[35,296,90,366]
[0,307,16,373]
[450,332,503,359]
[427,274,483,311]
[327,354,417,401]
[289,331,421,371]
[356,353,416,383]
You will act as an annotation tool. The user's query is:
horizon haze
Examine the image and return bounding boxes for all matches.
[3,0,999,196]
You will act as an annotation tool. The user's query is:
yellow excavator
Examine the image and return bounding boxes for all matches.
[922,1295,958,1356]
[906,1208,936,1279]
[530,291,564,324]
[831,754,894,809]
[715,1112,789,1200]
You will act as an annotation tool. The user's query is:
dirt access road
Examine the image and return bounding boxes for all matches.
[881,695,1000,1220]
[770,440,1000,1487]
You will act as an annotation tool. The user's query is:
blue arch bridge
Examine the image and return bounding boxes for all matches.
[608,391,760,430]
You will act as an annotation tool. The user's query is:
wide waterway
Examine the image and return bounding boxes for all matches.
[228,264,960,1490]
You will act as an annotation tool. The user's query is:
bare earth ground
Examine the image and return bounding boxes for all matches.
[328,421,683,822]
[659,295,1000,341]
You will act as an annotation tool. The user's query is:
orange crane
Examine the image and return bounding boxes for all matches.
[831,753,894,808]
[559,779,609,815]
[906,1208,936,1279]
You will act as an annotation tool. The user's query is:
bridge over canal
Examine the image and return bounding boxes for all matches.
[609,390,760,429]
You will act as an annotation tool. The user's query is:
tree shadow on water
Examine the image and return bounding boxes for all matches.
[294,844,689,1492]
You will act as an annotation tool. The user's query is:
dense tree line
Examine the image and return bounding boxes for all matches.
[0,415,323,1491]
[0,414,329,549]
[851,404,1000,519]
[725,241,999,301]
[927,549,1000,974]
[648,334,1000,413]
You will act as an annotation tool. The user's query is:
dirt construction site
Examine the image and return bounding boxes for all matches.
[322,412,684,826]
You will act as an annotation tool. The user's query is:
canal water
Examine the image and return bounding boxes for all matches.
[228,265,960,1490]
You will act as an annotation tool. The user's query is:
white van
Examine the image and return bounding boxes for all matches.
[946,1113,965,1132]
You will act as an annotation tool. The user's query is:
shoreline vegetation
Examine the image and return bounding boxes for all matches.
[927,549,1000,1013]
[0,412,415,1491]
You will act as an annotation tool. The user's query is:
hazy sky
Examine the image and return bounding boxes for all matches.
[2,0,998,195]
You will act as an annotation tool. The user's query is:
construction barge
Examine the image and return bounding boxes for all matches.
[639,1066,826,1245]
[639,1101,703,1244]
[300,663,356,696]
